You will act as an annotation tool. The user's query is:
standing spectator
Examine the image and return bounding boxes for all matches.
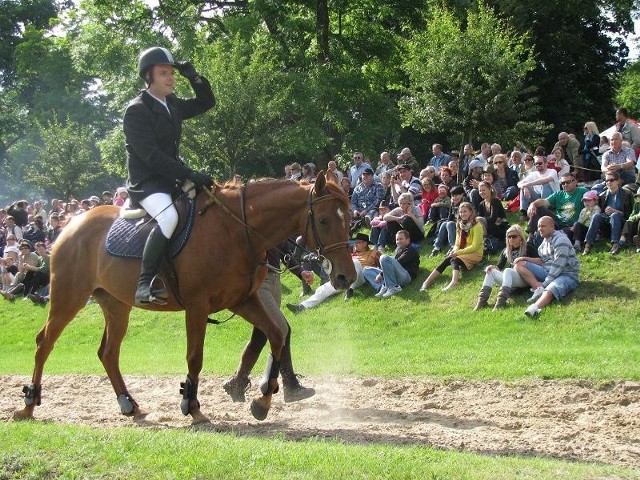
[615,107,640,153]
[580,122,601,182]
[515,216,580,317]
[102,191,114,204]
[4,216,23,241]
[582,171,633,255]
[348,152,368,187]
[283,164,292,179]
[554,132,582,176]
[224,246,314,403]
[363,229,420,298]
[391,164,423,207]
[459,143,475,179]
[32,200,47,221]
[420,202,484,292]
[301,163,316,182]
[7,200,29,227]
[429,144,451,170]
[289,162,302,180]
[350,167,385,227]
[600,132,637,187]
[475,143,492,168]
[46,213,63,246]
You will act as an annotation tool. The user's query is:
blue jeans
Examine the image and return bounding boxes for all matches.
[522,261,579,300]
[503,185,519,201]
[519,184,555,211]
[585,212,624,244]
[363,255,412,290]
[434,221,456,250]
[369,227,387,248]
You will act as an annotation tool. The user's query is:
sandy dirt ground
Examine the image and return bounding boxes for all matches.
[2,374,639,468]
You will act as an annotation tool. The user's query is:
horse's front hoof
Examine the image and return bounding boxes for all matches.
[190,409,210,425]
[250,395,272,421]
[13,408,35,421]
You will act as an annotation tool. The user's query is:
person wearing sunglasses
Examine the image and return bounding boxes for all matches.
[517,154,560,221]
[525,172,587,246]
[474,225,538,310]
[582,171,634,255]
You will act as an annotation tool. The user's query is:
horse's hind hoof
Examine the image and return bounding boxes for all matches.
[250,396,271,421]
[13,408,34,421]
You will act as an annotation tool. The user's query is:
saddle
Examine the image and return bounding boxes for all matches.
[105,196,196,259]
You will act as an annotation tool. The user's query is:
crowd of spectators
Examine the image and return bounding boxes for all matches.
[0,188,130,304]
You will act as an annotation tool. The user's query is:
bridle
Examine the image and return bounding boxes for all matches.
[303,187,350,264]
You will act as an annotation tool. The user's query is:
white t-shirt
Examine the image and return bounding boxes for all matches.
[523,168,559,195]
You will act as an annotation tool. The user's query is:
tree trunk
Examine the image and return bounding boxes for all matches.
[316,0,329,62]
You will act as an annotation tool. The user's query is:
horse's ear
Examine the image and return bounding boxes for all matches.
[325,168,338,184]
[314,170,327,194]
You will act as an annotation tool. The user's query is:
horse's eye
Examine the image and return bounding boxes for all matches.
[318,218,328,226]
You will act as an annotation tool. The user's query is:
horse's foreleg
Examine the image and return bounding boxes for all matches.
[183,307,209,424]
[232,295,286,421]
[93,291,140,417]
[14,296,88,421]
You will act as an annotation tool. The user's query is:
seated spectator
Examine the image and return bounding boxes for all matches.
[286,233,381,313]
[621,187,640,253]
[463,159,484,210]
[525,172,587,244]
[546,147,571,177]
[582,171,634,255]
[600,132,636,187]
[21,241,50,297]
[383,192,425,246]
[492,154,520,200]
[426,184,451,225]
[88,195,101,208]
[571,190,601,250]
[473,225,538,311]
[429,143,451,170]
[419,179,439,220]
[508,150,524,175]
[302,163,316,183]
[517,155,559,219]
[391,163,423,207]
[102,191,114,205]
[363,229,420,298]
[0,240,39,300]
[32,200,47,221]
[340,177,353,198]
[519,153,535,180]
[23,217,47,244]
[5,216,23,241]
[351,166,385,228]
[289,162,302,181]
[374,151,395,180]
[430,185,467,256]
[420,202,484,292]
[46,213,63,245]
[477,181,508,253]
[114,187,129,207]
[435,167,457,190]
[419,166,437,183]
[515,216,580,317]
[448,159,460,184]
[1,246,19,291]
[369,200,390,252]
[379,171,394,207]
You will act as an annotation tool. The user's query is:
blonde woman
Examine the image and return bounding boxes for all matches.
[473,225,538,311]
[581,121,601,182]
[420,202,483,292]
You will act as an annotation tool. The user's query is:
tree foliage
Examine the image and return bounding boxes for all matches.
[400,1,547,148]
[616,60,640,118]
[27,115,103,200]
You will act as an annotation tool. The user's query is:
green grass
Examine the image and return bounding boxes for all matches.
[2,229,640,479]
[0,423,636,479]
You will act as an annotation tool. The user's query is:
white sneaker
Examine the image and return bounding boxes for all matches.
[524,304,541,317]
[375,286,388,297]
[526,286,544,304]
[382,285,402,298]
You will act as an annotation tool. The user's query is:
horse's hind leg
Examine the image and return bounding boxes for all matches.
[13,287,92,420]
[181,306,210,425]
[92,290,139,416]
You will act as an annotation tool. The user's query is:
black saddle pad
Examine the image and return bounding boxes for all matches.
[105,200,196,259]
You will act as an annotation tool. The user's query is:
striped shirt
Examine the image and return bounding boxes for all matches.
[538,231,580,287]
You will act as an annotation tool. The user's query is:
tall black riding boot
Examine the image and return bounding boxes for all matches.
[135,225,169,305]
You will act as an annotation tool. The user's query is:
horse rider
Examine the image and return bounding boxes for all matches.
[124,46,216,305]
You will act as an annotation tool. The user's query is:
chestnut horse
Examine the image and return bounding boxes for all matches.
[14,170,356,423]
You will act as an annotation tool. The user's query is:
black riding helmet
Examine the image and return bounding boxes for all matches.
[137,46,176,79]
